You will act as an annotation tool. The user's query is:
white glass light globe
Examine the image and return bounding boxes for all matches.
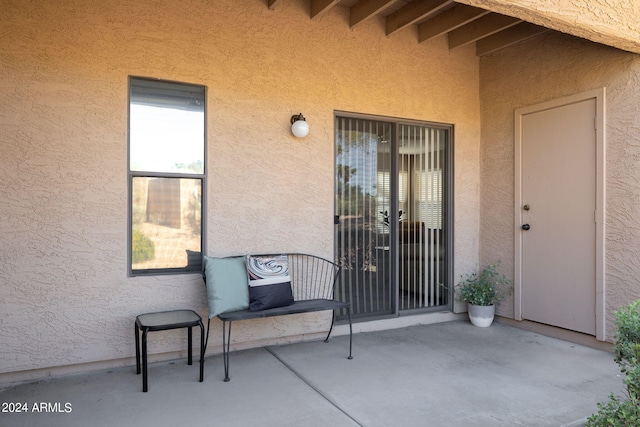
[291,119,309,138]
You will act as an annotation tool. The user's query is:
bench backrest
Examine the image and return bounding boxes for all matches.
[202,253,340,307]
[281,253,340,301]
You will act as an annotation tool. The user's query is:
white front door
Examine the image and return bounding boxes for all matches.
[515,90,605,337]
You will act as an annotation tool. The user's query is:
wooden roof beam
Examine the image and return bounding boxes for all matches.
[476,22,550,56]
[350,0,399,28]
[448,13,522,49]
[311,0,341,19]
[386,0,454,36]
[418,4,490,43]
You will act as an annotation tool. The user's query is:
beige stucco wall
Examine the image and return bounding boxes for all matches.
[1,0,481,381]
[479,31,640,339]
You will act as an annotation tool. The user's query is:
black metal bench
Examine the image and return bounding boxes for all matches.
[204,253,353,382]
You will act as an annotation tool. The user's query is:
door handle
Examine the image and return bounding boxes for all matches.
[522,224,531,230]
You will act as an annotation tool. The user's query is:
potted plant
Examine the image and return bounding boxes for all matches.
[456,262,512,327]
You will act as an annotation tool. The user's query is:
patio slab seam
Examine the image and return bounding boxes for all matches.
[265,346,364,427]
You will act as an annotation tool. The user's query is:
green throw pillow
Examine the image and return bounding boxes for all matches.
[204,256,250,318]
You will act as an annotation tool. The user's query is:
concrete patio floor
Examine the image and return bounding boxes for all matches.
[0,321,624,427]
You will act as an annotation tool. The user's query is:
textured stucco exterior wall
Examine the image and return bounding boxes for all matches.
[0,0,480,380]
[479,31,640,339]
[457,0,640,54]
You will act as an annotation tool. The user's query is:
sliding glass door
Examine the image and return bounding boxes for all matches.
[335,114,451,319]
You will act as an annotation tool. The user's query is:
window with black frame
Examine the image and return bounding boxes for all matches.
[128,77,206,275]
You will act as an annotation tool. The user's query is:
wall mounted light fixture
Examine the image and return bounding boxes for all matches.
[290,113,309,138]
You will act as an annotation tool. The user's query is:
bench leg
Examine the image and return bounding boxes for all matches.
[325,307,353,360]
[204,318,212,355]
[199,320,204,382]
[222,320,232,382]
[325,311,336,343]
[347,305,353,360]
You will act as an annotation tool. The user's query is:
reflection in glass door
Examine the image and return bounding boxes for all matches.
[335,115,450,319]
[335,118,393,318]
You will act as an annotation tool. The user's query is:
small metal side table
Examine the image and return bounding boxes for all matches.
[135,310,205,392]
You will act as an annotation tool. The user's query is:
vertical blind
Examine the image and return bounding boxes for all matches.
[398,124,446,310]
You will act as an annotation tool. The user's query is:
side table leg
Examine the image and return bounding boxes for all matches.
[135,322,141,375]
[188,326,193,365]
[142,328,148,392]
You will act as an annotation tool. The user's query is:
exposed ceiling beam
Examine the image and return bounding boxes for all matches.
[350,0,399,28]
[455,0,640,55]
[263,0,636,56]
[311,0,341,19]
[386,0,454,36]
[418,4,490,43]
[476,22,550,56]
[448,13,522,49]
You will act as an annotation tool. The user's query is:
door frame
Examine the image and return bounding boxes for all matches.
[333,111,455,319]
[514,88,606,341]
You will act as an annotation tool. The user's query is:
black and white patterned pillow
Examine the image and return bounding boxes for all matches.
[246,255,294,311]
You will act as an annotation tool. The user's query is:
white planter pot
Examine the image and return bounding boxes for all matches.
[468,304,495,327]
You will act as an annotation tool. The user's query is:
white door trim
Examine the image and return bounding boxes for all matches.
[514,88,606,341]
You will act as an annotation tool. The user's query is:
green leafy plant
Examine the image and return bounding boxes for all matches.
[455,262,512,306]
[587,300,640,426]
[132,229,155,264]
